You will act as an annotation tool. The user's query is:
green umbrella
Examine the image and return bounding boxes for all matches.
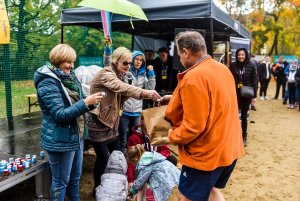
[78,0,148,22]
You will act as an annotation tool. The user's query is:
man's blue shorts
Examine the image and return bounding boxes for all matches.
[179,160,237,201]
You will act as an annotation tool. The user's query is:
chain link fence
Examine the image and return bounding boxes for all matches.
[0,0,131,120]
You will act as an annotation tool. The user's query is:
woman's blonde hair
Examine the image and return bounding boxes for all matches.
[127,144,145,164]
[49,44,77,67]
[111,47,132,65]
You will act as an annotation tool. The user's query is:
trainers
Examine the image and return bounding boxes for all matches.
[243,139,247,147]
[288,104,295,109]
[264,96,269,100]
[260,96,265,100]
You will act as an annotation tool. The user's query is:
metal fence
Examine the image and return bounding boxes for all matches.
[0,0,131,123]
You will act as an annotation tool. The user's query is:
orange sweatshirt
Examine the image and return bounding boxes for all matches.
[165,57,244,171]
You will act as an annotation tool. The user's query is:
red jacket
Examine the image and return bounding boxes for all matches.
[126,128,170,183]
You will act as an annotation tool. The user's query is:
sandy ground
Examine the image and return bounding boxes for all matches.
[79,81,300,201]
[1,81,298,201]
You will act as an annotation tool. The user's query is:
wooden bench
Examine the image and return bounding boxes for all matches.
[25,94,38,113]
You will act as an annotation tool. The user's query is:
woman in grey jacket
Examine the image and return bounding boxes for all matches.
[34,44,103,200]
[87,46,161,194]
[118,50,156,153]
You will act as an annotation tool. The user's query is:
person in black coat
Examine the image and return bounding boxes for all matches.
[153,47,178,94]
[229,48,257,147]
[259,56,272,100]
[273,56,289,102]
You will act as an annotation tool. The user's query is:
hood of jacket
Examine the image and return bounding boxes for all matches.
[34,64,60,88]
[235,48,250,68]
[130,51,146,77]
[105,150,128,174]
[138,151,165,169]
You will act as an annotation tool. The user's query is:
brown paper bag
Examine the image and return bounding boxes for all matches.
[141,105,171,145]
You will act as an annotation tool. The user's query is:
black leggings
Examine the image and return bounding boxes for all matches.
[238,97,251,139]
[91,139,120,189]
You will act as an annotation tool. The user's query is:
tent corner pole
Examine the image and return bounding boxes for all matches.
[131,33,134,51]
[61,25,64,44]
[209,18,214,58]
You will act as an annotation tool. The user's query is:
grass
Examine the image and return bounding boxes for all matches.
[0,80,40,118]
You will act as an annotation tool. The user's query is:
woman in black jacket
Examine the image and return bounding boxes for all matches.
[229,48,257,147]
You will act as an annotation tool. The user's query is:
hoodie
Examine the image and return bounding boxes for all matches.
[130,151,180,201]
[96,150,128,201]
[122,51,156,116]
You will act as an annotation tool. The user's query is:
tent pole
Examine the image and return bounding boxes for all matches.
[61,25,64,44]
[208,18,214,57]
[131,33,134,51]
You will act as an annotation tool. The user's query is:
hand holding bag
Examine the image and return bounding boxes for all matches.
[240,86,254,98]
[141,105,171,145]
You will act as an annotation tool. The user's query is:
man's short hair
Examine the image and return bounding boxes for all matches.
[157,47,169,54]
[175,31,207,54]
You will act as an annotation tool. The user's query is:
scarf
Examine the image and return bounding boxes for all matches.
[49,65,81,101]
[111,63,127,81]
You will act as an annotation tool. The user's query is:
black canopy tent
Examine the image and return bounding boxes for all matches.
[60,0,251,56]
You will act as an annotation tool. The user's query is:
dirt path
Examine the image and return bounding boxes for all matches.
[222,81,300,200]
[80,81,300,201]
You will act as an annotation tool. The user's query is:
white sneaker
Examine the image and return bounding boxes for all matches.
[260,96,265,100]
[264,96,269,100]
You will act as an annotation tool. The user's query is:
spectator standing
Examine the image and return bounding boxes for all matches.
[286,61,298,109]
[34,44,104,200]
[229,48,257,147]
[273,55,289,103]
[118,51,156,153]
[259,56,272,100]
[163,31,244,201]
[87,46,161,195]
[153,47,178,93]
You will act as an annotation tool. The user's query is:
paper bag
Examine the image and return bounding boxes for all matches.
[141,105,171,145]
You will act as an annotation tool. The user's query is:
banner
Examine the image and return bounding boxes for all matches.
[230,37,250,62]
[0,0,10,44]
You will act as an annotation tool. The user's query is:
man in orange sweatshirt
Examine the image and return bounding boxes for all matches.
[163,31,244,201]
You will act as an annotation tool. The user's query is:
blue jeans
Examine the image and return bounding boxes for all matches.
[47,139,84,201]
[118,115,141,153]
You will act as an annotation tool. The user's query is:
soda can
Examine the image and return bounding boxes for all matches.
[9,158,14,163]
[13,165,17,171]
[26,157,31,164]
[0,166,4,173]
[1,160,7,167]
[4,169,9,176]
[17,165,23,171]
[7,165,12,173]
[22,161,26,167]
[25,161,30,169]
[40,151,45,160]
[32,155,37,163]
[25,154,30,159]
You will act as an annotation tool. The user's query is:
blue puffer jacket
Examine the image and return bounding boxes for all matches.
[34,65,89,152]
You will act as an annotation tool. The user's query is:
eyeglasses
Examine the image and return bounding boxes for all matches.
[122,61,133,66]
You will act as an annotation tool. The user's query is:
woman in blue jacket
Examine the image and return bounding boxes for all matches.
[34,44,103,201]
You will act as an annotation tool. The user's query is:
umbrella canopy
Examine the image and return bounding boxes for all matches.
[78,0,148,21]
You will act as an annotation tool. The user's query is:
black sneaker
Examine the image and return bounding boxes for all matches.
[250,105,257,111]
[243,139,247,147]
[283,101,287,105]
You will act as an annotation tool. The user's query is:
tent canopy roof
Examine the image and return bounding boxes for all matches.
[61,0,250,41]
